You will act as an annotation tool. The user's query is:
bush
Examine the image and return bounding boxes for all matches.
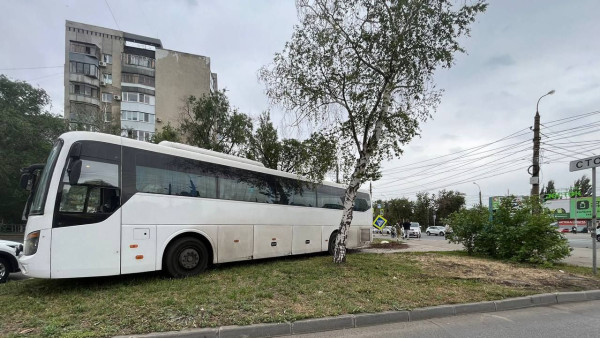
[446,206,488,255]
[447,196,571,264]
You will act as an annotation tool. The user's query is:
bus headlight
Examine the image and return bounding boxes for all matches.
[24,231,40,256]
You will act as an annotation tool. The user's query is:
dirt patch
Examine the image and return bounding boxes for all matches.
[369,242,409,250]
[415,254,600,291]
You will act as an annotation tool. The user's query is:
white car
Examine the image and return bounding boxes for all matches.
[0,240,21,283]
[426,226,446,236]
[409,223,421,238]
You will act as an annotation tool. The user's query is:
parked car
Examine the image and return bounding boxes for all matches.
[409,223,421,238]
[0,240,21,283]
[382,226,392,235]
[426,226,446,236]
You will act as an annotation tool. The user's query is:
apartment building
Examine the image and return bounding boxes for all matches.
[64,20,217,141]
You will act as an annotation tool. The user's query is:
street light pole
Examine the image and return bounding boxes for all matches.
[531,90,555,207]
[473,182,482,207]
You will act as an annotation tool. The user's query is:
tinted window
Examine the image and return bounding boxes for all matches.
[122,147,371,212]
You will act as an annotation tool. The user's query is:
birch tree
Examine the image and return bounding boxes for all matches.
[260,0,487,263]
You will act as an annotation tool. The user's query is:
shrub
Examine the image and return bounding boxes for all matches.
[447,197,571,264]
[446,206,488,255]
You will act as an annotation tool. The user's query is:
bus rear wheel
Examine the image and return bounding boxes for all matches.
[164,237,208,278]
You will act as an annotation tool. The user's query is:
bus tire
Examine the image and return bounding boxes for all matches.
[328,232,338,256]
[164,237,208,278]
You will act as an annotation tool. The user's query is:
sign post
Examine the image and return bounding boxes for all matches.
[570,155,600,275]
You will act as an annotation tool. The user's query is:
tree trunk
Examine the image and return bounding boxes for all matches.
[333,91,390,264]
[333,167,364,263]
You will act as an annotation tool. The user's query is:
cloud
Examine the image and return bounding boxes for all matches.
[485,54,515,68]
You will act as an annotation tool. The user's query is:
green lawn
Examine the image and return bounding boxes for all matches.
[1,251,599,337]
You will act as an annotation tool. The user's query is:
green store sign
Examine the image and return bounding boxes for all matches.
[570,197,600,219]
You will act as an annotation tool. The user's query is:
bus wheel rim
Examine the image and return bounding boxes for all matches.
[179,248,200,269]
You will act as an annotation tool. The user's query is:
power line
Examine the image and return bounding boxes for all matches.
[104,0,121,30]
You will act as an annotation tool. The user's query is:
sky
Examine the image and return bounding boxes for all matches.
[1,0,599,207]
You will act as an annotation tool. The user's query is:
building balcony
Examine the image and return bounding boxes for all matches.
[69,94,100,106]
[69,73,100,87]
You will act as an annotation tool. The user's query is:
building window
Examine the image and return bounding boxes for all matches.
[102,73,112,84]
[122,129,154,142]
[121,92,155,105]
[121,73,155,87]
[102,54,112,64]
[70,42,97,57]
[70,82,99,98]
[69,61,99,78]
[101,92,113,103]
[121,110,154,123]
[121,53,155,69]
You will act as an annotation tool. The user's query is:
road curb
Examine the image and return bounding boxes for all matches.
[115,290,600,338]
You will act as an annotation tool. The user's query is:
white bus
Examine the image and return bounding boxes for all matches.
[18,132,372,278]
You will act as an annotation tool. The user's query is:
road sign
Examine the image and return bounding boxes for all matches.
[568,157,598,275]
[372,215,388,230]
[569,155,600,172]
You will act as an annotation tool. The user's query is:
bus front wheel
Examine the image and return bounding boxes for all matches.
[164,237,208,278]
[328,232,338,256]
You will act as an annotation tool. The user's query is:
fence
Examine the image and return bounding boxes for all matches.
[0,224,25,233]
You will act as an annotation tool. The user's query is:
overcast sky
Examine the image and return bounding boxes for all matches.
[1,0,599,206]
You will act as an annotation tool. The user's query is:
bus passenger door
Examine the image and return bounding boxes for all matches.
[51,143,122,278]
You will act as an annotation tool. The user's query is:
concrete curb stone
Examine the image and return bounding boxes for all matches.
[409,305,455,321]
[116,290,600,338]
[291,315,354,335]
[454,301,496,315]
[354,311,409,327]
[557,291,588,303]
[530,293,558,305]
[114,327,219,338]
[585,290,600,300]
[494,296,533,311]
[220,323,291,338]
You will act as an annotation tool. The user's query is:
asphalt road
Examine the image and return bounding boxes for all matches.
[293,300,600,338]
[566,233,599,249]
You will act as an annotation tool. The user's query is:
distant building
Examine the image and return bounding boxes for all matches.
[64,20,217,141]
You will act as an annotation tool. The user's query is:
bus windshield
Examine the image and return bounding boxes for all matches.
[29,140,63,215]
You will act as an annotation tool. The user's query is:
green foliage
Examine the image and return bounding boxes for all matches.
[248,112,337,181]
[260,0,487,184]
[434,190,466,222]
[152,122,181,144]
[0,75,66,222]
[379,198,413,227]
[68,102,121,135]
[447,197,571,264]
[572,175,592,197]
[180,90,253,156]
[446,206,488,255]
[412,192,433,227]
[247,112,281,169]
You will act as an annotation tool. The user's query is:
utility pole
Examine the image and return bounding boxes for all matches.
[531,90,555,212]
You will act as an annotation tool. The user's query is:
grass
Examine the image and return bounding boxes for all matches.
[1,251,599,337]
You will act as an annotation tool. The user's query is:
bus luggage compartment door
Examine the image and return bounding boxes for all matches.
[121,225,156,274]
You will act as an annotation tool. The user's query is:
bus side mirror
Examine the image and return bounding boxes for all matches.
[20,174,31,190]
[68,160,82,185]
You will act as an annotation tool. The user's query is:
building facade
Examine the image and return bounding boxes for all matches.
[64,21,217,141]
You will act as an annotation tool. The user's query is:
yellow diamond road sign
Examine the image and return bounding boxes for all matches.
[372,215,387,230]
